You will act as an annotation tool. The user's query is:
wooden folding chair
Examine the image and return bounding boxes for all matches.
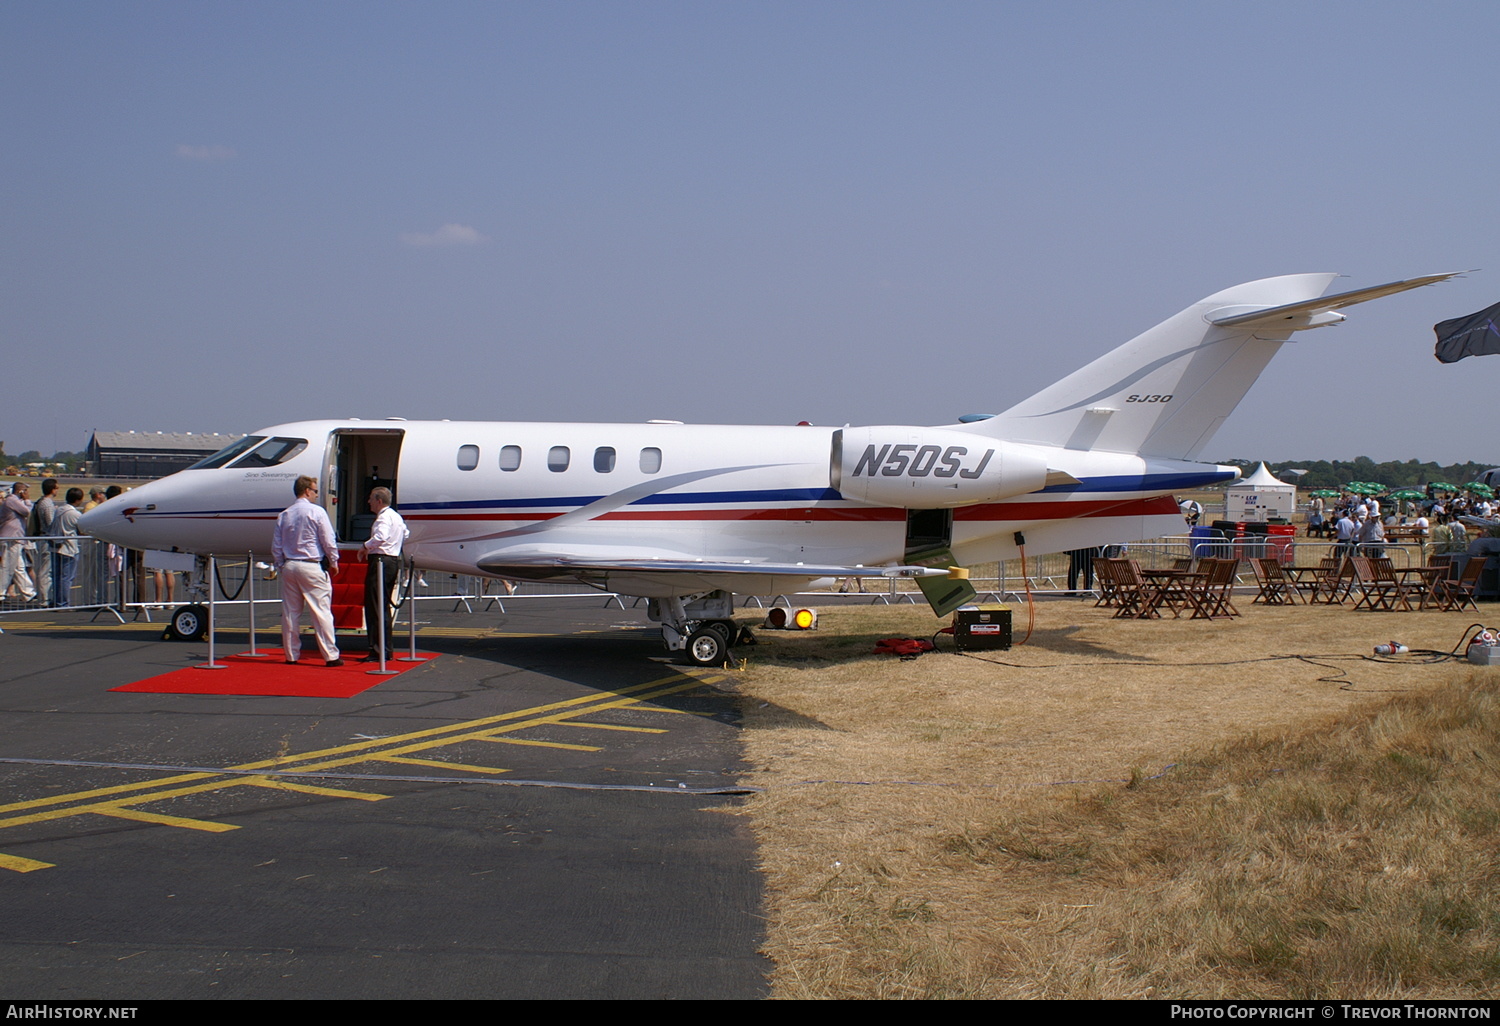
[1347,557,1384,610]
[1307,556,1342,604]
[1251,557,1299,605]
[1109,559,1157,619]
[1193,558,1240,619]
[1363,557,1415,611]
[1092,558,1121,608]
[1433,556,1486,612]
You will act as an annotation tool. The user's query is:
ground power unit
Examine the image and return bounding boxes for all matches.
[952,605,1012,651]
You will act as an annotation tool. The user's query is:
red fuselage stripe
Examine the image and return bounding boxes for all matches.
[399,495,1180,524]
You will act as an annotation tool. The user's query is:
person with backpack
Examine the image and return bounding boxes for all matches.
[28,478,57,606]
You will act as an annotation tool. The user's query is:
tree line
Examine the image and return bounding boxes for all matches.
[1215,457,1495,491]
[0,447,87,473]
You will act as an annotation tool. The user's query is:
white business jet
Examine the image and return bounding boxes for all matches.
[81,272,1455,664]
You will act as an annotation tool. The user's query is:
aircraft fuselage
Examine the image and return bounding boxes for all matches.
[81,418,1230,598]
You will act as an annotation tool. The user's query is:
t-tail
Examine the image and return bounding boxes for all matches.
[953,272,1459,459]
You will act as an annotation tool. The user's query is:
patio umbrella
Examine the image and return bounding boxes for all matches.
[1463,482,1495,498]
[1428,482,1458,493]
[1388,489,1426,501]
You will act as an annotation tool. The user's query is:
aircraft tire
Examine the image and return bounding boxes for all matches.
[685,626,728,667]
[167,604,209,642]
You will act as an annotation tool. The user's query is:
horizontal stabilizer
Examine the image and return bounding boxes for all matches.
[1208,272,1461,331]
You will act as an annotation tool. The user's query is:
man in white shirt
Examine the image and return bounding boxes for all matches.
[1333,511,1357,558]
[272,475,341,666]
[361,487,407,661]
[48,488,83,607]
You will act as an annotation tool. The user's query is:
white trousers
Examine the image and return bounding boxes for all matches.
[279,560,339,662]
[1,541,36,601]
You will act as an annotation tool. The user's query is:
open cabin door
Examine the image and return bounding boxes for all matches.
[324,428,405,544]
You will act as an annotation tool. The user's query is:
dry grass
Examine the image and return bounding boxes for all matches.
[730,598,1500,998]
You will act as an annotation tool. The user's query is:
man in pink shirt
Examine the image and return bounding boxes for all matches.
[1,482,37,603]
[271,475,341,666]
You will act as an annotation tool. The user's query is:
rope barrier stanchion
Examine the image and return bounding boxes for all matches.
[240,552,268,658]
[397,556,421,663]
[367,557,399,676]
[196,556,226,670]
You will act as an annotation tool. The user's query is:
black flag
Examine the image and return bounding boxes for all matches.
[1434,301,1500,363]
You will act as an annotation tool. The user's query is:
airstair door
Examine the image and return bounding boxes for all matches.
[327,428,405,544]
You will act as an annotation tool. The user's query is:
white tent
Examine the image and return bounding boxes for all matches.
[1224,463,1296,522]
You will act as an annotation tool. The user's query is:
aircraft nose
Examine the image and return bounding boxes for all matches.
[78,493,142,547]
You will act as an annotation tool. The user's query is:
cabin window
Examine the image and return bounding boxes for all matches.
[593,447,616,473]
[499,445,522,471]
[189,436,264,470]
[640,447,662,474]
[457,444,479,471]
[231,437,308,469]
[547,446,570,472]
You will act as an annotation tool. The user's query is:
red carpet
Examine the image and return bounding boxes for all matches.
[111,648,436,698]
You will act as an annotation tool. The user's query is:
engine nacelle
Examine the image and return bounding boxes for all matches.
[831,427,1052,508]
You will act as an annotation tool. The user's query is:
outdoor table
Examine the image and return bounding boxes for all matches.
[1393,566,1450,610]
[1140,568,1207,619]
[1284,565,1332,603]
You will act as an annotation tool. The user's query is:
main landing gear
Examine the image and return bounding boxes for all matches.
[648,591,753,667]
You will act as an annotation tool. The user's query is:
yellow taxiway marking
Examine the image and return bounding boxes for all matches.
[243,777,390,801]
[94,807,239,833]
[0,668,718,871]
[0,853,54,873]
[560,721,667,734]
[373,756,509,775]
[475,737,602,752]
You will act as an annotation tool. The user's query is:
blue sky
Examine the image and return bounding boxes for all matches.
[3,1,1496,464]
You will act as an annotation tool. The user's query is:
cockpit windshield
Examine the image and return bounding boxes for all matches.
[188,436,264,470]
[230,437,308,469]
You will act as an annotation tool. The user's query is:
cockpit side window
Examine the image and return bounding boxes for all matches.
[189,436,264,470]
[230,437,309,469]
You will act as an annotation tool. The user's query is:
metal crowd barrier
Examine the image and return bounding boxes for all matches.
[0,535,124,620]
[0,530,1465,630]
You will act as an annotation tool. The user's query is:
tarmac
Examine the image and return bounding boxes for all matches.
[0,597,770,999]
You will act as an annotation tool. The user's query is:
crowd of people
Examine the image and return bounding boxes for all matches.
[1303,488,1496,559]
[1,478,116,607]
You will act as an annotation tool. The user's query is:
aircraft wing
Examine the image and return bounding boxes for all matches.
[475,552,949,580]
[1207,272,1461,331]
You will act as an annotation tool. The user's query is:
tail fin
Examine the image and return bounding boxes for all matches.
[959,272,1456,460]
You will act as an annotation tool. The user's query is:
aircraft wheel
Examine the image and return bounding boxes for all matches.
[706,620,735,644]
[167,604,209,641]
[685,626,729,667]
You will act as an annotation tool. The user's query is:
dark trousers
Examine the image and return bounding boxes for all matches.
[1066,548,1097,592]
[365,554,400,655]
